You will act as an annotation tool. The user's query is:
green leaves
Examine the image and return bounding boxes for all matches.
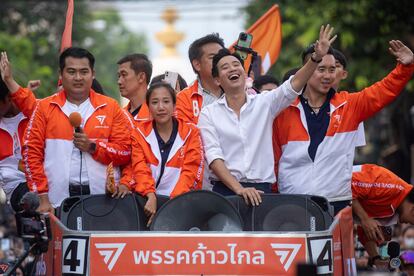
[0,1,147,100]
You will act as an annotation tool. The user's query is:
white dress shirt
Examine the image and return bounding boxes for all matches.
[62,99,95,186]
[198,77,301,183]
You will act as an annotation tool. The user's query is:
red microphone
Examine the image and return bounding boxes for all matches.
[69,112,82,133]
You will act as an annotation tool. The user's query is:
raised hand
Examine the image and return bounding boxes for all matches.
[0,51,12,82]
[314,24,337,60]
[389,40,414,65]
[0,51,20,93]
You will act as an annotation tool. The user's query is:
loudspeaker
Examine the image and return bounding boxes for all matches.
[60,194,170,231]
[150,190,243,231]
[227,194,333,231]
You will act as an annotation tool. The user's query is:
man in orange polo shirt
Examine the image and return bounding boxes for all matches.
[352,164,414,261]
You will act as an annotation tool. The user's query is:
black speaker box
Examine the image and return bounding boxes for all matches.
[227,194,333,231]
[150,190,243,231]
[60,193,169,231]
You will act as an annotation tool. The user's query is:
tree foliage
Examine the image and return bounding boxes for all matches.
[0,0,147,99]
[245,0,414,91]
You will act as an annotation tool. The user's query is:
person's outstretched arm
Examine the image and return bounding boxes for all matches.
[290,24,337,92]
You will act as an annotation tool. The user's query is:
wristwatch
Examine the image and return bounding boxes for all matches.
[311,53,322,63]
[88,142,96,154]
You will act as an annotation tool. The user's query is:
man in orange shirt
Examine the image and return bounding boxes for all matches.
[117,53,152,121]
[116,54,153,192]
[176,34,225,124]
[21,47,132,212]
[352,164,414,261]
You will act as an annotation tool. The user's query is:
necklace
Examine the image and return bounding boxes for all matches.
[308,103,323,109]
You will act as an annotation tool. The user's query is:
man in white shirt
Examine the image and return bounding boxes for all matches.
[198,25,336,206]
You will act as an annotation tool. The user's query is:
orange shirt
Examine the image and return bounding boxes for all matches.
[352,164,413,218]
[176,80,203,124]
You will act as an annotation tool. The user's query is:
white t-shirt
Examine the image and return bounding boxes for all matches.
[0,113,26,199]
[62,99,95,186]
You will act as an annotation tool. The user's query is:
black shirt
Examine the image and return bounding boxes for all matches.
[300,89,335,161]
[153,118,178,187]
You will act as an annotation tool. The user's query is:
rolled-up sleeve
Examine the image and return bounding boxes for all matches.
[198,107,224,166]
[267,75,302,118]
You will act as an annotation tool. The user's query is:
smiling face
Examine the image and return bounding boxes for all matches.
[214,55,246,93]
[60,57,94,103]
[148,86,175,125]
[306,54,336,95]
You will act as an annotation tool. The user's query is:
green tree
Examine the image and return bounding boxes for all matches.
[245,0,414,91]
[0,0,147,100]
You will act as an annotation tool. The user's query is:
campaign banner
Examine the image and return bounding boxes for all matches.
[89,234,306,275]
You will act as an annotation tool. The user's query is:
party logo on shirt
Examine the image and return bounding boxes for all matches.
[95,115,109,129]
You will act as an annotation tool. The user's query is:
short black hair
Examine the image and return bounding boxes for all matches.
[211,48,243,78]
[301,43,334,64]
[332,48,347,69]
[150,74,165,86]
[253,75,279,91]
[92,79,105,95]
[146,82,176,106]
[188,33,225,74]
[282,67,300,82]
[177,74,188,91]
[59,47,95,71]
[0,77,9,102]
[117,53,153,84]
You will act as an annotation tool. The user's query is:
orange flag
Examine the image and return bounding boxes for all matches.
[60,0,74,53]
[232,5,282,74]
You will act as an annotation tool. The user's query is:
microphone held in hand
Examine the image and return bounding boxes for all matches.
[69,112,82,133]
[387,241,401,271]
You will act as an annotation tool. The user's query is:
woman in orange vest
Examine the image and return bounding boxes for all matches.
[131,82,204,225]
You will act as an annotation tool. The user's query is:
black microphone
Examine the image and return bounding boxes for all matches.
[388,241,401,271]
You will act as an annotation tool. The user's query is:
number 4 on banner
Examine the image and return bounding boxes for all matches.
[62,236,89,276]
